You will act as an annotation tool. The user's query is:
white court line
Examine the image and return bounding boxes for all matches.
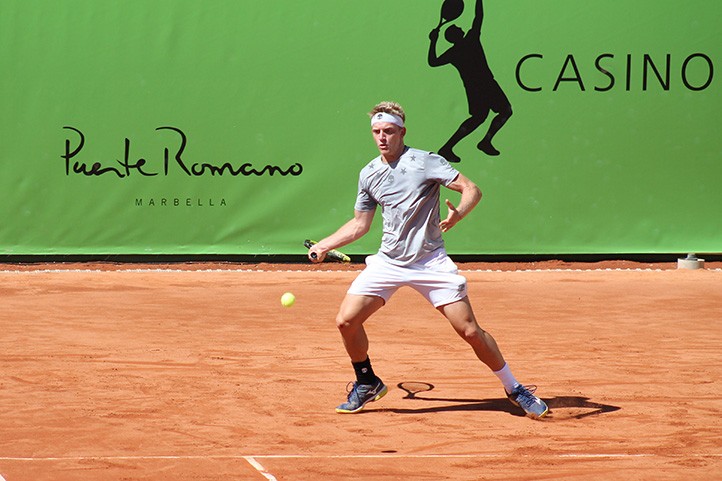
[0,453,719,461]
[0,268,719,274]
[252,453,722,459]
[243,457,278,481]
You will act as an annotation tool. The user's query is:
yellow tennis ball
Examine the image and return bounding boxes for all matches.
[281,292,295,307]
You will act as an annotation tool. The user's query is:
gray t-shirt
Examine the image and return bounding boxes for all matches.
[355,146,460,266]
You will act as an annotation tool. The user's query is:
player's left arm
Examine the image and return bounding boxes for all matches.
[440,173,482,232]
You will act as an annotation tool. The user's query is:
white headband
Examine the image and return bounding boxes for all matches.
[371,112,405,128]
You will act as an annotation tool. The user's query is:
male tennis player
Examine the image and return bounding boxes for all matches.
[308,101,547,419]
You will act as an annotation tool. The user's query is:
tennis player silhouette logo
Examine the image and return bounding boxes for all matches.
[428,0,512,162]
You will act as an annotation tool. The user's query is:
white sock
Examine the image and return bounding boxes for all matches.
[493,363,520,393]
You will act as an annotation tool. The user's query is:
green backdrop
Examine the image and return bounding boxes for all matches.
[2,1,720,255]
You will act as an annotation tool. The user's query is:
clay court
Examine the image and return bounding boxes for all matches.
[1,260,720,480]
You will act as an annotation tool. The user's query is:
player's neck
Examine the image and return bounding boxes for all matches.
[381,145,407,164]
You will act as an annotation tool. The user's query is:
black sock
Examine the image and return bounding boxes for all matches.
[352,357,377,385]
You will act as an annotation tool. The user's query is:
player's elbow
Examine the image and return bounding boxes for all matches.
[351,213,374,239]
[466,183,482,204]
[354,223,371,239]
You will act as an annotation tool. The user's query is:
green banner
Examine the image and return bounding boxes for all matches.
[1,1,720,255]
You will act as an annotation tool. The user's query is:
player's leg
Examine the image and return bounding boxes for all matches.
[436,296,505,371]
[412,257,509,373]
[336,256,402,414]
[438,297,548,418]
[413,252,548,417]
[336,293,384,363]
[340,254,402,362]
[339,255,399,363]
[335,294,388,413]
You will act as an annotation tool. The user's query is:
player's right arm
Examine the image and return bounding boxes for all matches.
[309,209,375,263]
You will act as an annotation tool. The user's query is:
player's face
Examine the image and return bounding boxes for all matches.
[371,122,406,162]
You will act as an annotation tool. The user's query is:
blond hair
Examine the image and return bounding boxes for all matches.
[369,101,406,123]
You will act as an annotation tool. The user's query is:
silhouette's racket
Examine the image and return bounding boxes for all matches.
[437,0,464,28]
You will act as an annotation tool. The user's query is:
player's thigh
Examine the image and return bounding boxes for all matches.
[347,255,402,303]
[411,265,468,308]
[336,294,385,329]
[437,296,480,336]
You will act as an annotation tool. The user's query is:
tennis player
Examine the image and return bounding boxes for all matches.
[308,101,547,419]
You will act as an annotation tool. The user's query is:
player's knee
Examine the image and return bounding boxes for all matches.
[461,324,484,345]
[336,313,357,332]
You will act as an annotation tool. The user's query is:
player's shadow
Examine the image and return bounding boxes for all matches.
[381,381,620,419]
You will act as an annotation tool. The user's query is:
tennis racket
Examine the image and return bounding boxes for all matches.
[436,0,465,28]
[304,239,351,263]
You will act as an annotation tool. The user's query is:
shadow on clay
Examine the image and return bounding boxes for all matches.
[368,381,621,419]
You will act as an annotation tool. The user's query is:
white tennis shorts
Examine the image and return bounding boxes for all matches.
[347,249,468,307]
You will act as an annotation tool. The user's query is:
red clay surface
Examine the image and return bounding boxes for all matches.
[0,261,720,480]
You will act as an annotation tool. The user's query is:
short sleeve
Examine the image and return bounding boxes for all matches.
[426,152,460,186]
[354,174,377,212]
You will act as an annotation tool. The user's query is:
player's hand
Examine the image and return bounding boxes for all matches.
[439,199,462,232]
[429,28,440,41]
[308,245,327,263]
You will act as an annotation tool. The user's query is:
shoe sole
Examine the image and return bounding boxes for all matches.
[526,404,549,419]
[335,384,388,414]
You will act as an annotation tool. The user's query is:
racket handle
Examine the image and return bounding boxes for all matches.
[303,239,351,263]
